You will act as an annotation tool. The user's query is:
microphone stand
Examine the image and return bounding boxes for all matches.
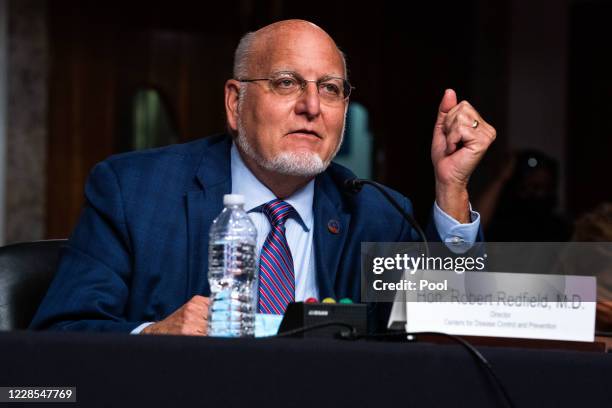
[344,178,430,258]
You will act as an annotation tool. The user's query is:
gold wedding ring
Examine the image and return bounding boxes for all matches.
[472,119,479,129]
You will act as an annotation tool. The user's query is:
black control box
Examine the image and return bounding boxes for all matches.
[278,302,367,338]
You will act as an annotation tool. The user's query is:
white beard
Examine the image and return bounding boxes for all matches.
[235,118,345,178]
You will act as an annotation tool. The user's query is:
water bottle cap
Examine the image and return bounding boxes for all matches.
[223,194,245,206]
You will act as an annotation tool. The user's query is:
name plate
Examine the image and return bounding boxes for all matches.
[388,270,596,342]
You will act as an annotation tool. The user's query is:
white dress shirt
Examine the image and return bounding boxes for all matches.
[230,143,320,302]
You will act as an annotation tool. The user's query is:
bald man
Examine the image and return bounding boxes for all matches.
[30,20,494,335]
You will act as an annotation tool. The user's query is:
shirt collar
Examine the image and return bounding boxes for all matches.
[230,142,314,231]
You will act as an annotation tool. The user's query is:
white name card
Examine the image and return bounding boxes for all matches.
[388,270,597,342]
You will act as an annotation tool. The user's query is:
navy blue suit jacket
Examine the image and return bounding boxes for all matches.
[30,134,441,332]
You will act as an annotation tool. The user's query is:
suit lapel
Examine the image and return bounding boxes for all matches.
[185,136,231,298]
[313,172,351,299]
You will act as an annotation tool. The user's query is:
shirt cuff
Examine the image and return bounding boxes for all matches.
[433,201,480,254]
[130,322,155,334]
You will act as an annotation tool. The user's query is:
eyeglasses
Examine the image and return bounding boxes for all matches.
[237,71,354,103]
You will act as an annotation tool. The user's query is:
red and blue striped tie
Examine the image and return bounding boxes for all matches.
[258,199,296,315]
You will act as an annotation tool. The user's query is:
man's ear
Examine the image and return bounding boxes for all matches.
[225,79,241,133]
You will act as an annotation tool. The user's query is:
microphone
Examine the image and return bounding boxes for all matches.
[344,178,365,194]
[343,178,429,257]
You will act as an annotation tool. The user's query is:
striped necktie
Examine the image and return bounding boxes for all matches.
[258,199,296,315]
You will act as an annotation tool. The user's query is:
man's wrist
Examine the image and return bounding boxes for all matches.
[435,182,470,224]
[132,322,155,335]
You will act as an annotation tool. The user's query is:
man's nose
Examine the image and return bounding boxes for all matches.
[294,82,321,119]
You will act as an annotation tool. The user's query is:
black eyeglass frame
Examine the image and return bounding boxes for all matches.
[236,71,354,100]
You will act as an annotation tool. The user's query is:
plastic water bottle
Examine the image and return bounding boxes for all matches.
[208,194,257,337]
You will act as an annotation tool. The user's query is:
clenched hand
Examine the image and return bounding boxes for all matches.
[142,295,210,336]
[431,89,496,222]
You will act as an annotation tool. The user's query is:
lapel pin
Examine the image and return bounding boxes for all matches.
[327,219,340,234]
